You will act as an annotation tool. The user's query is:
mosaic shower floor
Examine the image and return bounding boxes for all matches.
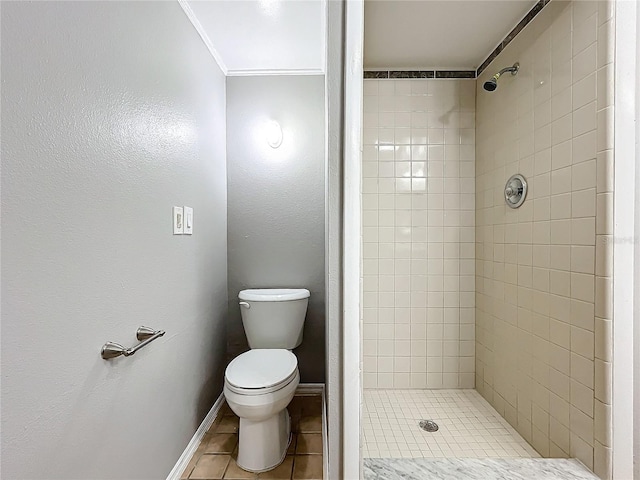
[363,389,539,459]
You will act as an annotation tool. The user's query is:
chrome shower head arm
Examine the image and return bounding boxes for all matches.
[497,62,520,77]
[483,62,520,92]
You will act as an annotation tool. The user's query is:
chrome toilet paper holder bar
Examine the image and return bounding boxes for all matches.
[101,326,165,360]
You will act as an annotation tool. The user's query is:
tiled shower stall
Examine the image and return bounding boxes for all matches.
[361,1,615,479]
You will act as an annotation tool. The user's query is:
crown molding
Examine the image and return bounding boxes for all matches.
[178,0,228,75]
[227,68,325,77]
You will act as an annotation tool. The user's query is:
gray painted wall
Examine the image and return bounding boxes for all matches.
[226,76,326,383]
[1,2,227,478]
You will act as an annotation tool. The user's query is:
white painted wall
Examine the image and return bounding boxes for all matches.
[1,2,228,478]
[343,1,364,478]
[613,0,638,478]
[635,5,640,474]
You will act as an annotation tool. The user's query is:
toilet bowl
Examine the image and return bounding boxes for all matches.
[224,288,309,473]
[224,349,300,472]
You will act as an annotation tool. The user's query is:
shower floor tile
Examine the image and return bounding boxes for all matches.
[363,389,539,459]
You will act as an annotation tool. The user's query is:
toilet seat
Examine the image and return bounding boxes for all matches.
[225,349,298,395]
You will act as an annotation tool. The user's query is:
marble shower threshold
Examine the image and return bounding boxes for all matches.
[364,458,599,480]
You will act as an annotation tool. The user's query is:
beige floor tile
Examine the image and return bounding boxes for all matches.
[290,415,301,433]
[288,397,304,416]
[207,414,224,433]
[215,416,240,434]
[296,434,323,454]
[190,454,230,479]
[287,434,298,455]
[220,403,234,415]
[298,416,322,433]
[223,457,257,479]
[180,455,199,480]
[186,396,324,480]
[292,455,323,480]
[203,434,238,454]
[257,456,294,479]
[181,443,210,479]
[301,397,322,417]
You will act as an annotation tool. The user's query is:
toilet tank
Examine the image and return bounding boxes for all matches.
[238,289,310,349]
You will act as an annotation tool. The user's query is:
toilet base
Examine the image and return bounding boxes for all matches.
[237,408,291,473]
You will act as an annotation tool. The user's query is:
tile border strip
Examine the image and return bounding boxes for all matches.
[476,0,552,76]
[364,70,474,79]
[363,0,553,80]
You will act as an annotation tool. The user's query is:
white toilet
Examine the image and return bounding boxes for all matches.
[223,288,309,473]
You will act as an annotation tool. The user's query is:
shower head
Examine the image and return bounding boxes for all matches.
[483,78,498,91]
[483,62,519,92]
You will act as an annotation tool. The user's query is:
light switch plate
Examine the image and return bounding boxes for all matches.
[183,206,193,235]
[173,206,183,235]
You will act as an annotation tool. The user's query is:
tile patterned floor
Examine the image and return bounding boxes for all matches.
[363,389,540,459]
[181,395,324,480]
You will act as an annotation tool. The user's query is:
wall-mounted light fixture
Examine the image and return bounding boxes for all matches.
[265,120,283,149]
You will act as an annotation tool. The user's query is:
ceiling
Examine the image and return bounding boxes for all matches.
[182,0,536,74]
[364,0,538,70]
[184,0,326,76]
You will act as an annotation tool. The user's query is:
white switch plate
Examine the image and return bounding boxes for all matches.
[173,206,183,235]
[183,206,193,235]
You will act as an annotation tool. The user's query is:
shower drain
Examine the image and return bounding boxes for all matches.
[419,420,439,432]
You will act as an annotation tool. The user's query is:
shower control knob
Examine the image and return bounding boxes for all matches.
[504,174,527,209]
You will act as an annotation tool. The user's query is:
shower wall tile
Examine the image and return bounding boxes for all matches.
[475,1,614,478]
[362,78,476,390]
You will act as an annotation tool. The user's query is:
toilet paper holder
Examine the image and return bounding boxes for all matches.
[101,326,165,360]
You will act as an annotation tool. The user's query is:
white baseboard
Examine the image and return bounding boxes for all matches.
[321,386,328,480]
[166,392,225,480]
[296,383,325,395]
[296,383,328,477]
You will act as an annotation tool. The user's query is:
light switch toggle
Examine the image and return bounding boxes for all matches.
[184,207,193,235]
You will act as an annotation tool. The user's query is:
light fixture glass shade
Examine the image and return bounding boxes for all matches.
[265,121,283,148]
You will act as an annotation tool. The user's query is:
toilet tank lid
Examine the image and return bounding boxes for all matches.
[239,289,310,302]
